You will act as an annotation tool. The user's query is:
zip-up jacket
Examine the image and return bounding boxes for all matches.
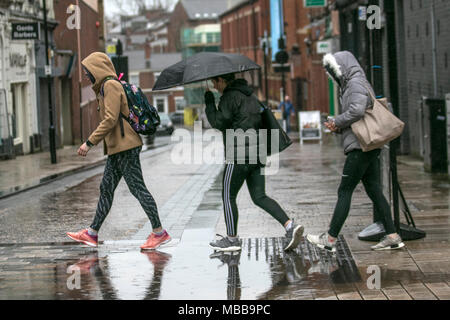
[205,79,265,163]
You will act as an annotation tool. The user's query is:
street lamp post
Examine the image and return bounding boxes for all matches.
[42,0,57,164]
[262,31,269,106]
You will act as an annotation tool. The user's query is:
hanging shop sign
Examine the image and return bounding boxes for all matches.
[11,23,40,40]
[304,0,327,8]
[317,40,332,54]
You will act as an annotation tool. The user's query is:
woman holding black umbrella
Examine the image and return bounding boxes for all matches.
[205,73,304,252]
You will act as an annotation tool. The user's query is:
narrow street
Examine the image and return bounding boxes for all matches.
[1,134,450,300]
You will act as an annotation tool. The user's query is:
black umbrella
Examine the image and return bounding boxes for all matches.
[152,52,261,91]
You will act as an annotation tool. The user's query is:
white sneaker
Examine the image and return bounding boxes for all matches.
[371,234,405,251]
[306,232,336,253]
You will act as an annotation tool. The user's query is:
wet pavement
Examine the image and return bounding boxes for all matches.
[1,132,450,299]
[0,236,360,300]
[0,136,172,199]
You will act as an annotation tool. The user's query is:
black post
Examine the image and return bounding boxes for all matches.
[263,40,269,106]
[279,36,286,103]
[281,65,285,103]
[391,139,401,232]
[43,0,56,164]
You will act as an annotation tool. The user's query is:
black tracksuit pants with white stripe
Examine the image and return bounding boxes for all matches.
[222,163,290,237]
[90,146,161,231]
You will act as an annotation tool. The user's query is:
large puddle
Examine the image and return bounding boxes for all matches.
[0,235,364,300]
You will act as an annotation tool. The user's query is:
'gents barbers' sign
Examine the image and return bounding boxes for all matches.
[11,23,40,40]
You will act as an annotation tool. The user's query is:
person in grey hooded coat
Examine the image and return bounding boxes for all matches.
[306,51,405,252]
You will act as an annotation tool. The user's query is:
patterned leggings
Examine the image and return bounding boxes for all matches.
[90,146,161,231]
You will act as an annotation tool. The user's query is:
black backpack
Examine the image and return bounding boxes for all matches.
[101,76,160,136]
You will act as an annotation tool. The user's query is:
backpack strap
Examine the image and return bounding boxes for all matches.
[100,76,121,96]
[100,76,125,137]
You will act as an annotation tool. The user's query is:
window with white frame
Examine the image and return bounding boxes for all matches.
[129,73,140,87]
[153,95,168,114]
[175,97,185,111]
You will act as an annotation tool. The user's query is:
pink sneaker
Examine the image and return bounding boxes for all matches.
[140,230,171,251]
[67,229,98,247]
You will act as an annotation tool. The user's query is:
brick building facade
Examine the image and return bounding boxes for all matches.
[220,0,338,131]
[53,0,101,145]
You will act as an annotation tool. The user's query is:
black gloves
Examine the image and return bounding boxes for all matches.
[204,91,215,105]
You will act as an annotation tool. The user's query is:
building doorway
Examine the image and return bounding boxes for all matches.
[11,82,29,154]
[59,78,73,145]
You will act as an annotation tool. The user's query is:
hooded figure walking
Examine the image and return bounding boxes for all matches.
[205,73,304,252]
[306,51,405,252]
[67,52,171,250]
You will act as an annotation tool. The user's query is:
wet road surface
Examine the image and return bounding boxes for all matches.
[1,135,450,299]
[0,235,361,300]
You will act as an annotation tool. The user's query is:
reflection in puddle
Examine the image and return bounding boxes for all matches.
[0,236,366,300]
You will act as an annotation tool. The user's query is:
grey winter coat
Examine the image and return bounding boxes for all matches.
[323,51,376,154]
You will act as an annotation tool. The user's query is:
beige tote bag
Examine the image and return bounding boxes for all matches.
[351,85,405,152]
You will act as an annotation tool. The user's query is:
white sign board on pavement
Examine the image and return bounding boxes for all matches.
[299,111,322,144]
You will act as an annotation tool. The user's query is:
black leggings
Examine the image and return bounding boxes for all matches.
[222,163,290,237]
[90,146,161,231]
[328,149,396,237]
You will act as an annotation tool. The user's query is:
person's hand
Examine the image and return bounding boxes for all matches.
[77,142,91,157]
[324,120,338,132]
[204,91,215,104]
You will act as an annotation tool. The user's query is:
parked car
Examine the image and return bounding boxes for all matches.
[170,111,184,126]
[145,113,174,146]
[156,113,174,136]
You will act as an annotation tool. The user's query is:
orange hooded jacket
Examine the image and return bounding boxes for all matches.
[81,52,142,155]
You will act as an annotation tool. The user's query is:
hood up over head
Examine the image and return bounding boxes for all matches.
[224,78,253,96]
[81,52,117,94]
[323,51,366,88]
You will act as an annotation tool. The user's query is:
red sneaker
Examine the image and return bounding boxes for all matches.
[140,230,171,251]
[67,229,98,247]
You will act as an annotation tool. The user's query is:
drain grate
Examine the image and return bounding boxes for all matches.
[241,235,361,285]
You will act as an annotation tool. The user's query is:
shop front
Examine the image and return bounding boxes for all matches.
[8,41,39,156]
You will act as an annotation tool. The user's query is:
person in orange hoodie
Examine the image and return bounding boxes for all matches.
[66,52,170,250]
